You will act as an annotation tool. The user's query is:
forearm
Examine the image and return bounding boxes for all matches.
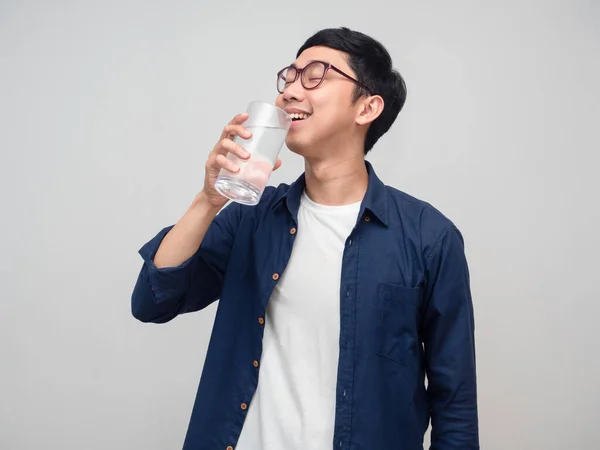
[153,191,222,269]
[131,192,240,323]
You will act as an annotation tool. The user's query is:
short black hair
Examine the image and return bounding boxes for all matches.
[297,27,407,154]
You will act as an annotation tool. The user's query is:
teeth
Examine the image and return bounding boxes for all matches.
[290,113,310,120]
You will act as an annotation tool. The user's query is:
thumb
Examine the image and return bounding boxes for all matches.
[273,158,282,171]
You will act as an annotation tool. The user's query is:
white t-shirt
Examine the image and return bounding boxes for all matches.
[236,191,361,450]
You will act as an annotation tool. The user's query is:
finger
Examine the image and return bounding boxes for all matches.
[222,124,252,141]
[230,112,249,125]
[273,157,282,171]
[215,138,250,160]
[220,114,249,139]
[214,154,240,174]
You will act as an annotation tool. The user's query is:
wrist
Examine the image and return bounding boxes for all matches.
[190,190,224,215]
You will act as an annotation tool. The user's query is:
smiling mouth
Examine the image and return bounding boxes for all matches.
[289,113,311,121]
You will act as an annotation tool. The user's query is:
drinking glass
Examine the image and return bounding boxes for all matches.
[214,101,292,206]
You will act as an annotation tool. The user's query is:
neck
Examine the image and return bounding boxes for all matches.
[303,153,368,206]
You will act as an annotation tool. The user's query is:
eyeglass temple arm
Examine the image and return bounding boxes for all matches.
[329,66,372,94]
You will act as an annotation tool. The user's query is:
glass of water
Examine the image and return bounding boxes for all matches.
[214,101,292,206]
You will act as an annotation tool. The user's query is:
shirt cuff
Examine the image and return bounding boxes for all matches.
[138,225,196,303]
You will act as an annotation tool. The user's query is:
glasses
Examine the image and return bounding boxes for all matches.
[276,60,373,95]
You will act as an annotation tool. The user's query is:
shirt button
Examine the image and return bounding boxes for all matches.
[253,360,259,368]
[258,317,265,325]
[364,215,371,222]
[272,273,279,280]
[227,447,234,450]
[240,403,248,410]
[290,227,297,234]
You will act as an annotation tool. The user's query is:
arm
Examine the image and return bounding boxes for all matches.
[422,226,479,449]
[131,112,255,324]
[153,191,222,269]
[131,192,243,324]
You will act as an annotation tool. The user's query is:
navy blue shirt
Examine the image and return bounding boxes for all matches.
[131,161,479,450]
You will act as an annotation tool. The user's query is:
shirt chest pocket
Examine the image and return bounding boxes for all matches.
[376,283,423,366]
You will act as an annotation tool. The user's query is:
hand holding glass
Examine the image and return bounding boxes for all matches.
[214,101,291,206]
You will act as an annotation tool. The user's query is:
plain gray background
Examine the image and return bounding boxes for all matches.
[1,0,599,449]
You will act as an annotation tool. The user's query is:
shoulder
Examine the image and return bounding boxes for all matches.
[383,185,463,260]
[385,185,455,229]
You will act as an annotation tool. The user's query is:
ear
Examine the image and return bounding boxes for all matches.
[355,95,384,126]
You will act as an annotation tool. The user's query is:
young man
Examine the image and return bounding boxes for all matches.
[132,27,479,450]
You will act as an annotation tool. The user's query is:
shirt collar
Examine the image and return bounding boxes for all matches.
[271,160,389,227]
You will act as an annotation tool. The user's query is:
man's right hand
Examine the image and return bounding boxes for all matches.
[201,113,282,209]
[202,113,253,208]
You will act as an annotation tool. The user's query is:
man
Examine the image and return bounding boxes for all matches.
[131,27,479,450]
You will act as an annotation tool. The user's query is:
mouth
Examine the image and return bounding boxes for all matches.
[289,112,311,122]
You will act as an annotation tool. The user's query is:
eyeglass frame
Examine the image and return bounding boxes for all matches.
[276,60,374,95]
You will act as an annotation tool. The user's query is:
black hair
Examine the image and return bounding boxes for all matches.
[297,27,407,154]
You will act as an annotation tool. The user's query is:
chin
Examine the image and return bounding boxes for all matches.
[286,134,329,160]
[285,137,307,156]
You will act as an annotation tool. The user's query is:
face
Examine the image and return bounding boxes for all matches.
[275,46,368,159]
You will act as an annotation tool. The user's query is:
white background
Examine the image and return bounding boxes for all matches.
[1,0,599,449]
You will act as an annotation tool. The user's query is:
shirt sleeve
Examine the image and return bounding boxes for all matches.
[422,225,480,449]
[130,201,244,323]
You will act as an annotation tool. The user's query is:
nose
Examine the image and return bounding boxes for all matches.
[282,76,305,104]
